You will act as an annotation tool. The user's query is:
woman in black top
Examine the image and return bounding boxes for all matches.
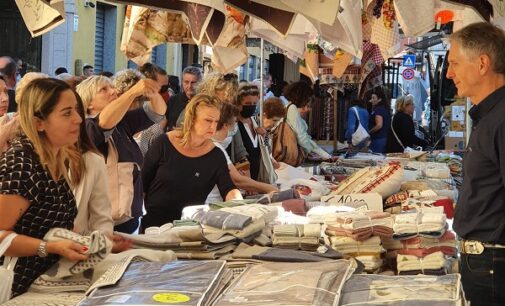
[236,84,262,180]
[387,95,428,153]
[142,94,242,228]
[0,79,88,297]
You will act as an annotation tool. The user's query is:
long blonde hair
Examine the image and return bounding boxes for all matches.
[18,78,74,180]
[178,94,221,147]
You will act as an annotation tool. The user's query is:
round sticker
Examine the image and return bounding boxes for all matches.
[402,68,415,81]
[152,293,191,304]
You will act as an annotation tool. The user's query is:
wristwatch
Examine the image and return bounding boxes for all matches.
[37,240,48,257]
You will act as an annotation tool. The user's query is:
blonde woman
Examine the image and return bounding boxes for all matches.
[176,72,247,164]
[386,95,427,153]
[0,78,88,297]
[142,94,242,229]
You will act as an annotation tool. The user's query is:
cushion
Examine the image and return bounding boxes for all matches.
[331,164,404,199]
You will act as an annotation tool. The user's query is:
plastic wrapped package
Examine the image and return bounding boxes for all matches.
[215,260,354,306]
[339,274,466,306]
[79,260,227,306]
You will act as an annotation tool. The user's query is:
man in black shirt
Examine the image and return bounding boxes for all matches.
[166,66,202,131]
[447,22,505,306]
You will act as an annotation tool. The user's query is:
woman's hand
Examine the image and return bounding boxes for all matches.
[256,127,267,136]
[271,158,280,169]
[131,79,160,99]
[47,240,89,261]
[111,234,132,253]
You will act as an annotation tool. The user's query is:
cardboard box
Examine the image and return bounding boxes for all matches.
[445,136,466,151]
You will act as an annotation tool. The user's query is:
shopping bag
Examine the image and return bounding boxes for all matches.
[0,231,18,303]
[351,107,370,146]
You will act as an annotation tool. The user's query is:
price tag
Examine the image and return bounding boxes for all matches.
[321,193,383,211]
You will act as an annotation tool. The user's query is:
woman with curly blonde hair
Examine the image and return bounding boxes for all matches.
[142,93,242,229]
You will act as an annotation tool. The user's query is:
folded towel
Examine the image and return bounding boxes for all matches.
[282,199,307,216]
[201,210,252,230]
[397,251,446,272]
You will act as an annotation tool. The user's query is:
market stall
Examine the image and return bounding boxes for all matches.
[6,1,503,306]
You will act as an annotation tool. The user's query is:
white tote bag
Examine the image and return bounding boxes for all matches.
[351,107,370,146]
[0,231,18,303]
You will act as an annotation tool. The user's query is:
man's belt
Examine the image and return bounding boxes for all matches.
[458,240,505,254]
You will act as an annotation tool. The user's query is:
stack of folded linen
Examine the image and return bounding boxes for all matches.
[397,231,457,256]
[201,205,279,243]
[329,236,384,254]
[231,243,343,262]
[339,274,466,306]
[328,236,385,271]
[397,251,447,275]
[400,196,455,219]
[306,205,349,224]
[201,211,252,230]
[272,224,321,251]
[218,204,279,223]
[382,230,457,274]
[325,211,394,240]
[392,210,447,240]
[117,225,238,259]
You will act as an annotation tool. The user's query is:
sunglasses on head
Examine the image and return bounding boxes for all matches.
[223,73,238,81]
[159,85,169,94]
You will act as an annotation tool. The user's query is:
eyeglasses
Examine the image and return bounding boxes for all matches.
[223,73,238,81]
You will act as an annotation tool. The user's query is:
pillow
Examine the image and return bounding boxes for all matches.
[281,179,330,201]
[331,164,404,199]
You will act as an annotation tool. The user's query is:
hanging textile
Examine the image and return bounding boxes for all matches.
[370,0,401,61]
[210,6,248,74]
[15,0,65,37]
[394,0,436,37]
[120,6,194,65]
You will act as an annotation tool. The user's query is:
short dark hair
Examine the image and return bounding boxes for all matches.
[98,71,114,78]
[139,62,167,81]
[263,97,286,118]
[55,67,68,75]
[168,75,180,94]
[217,103,239,131]
[0,57,17,78]
[83,65,93,70]
[350,99,365,108]
[283,81,313,108]
[236,84,259,106]
[371,86,391,113]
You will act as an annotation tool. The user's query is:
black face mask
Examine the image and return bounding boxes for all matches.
[240,105,256,118]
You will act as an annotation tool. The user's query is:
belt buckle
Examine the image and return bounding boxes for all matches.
[460,240,485,254]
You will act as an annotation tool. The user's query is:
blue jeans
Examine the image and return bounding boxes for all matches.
[369,137,387,153]
[461,248,505,306]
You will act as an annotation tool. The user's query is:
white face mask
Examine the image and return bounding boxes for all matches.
[212,122,237,149]
[214,136,233,149]
[228,122,238,137]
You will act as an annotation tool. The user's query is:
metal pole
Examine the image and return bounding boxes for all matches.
[259,38,264,127]
[466,97,472,146]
